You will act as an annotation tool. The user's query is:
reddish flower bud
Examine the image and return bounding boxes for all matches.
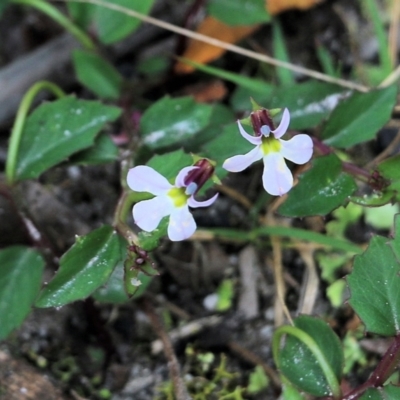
[250,108,275,137]
[183,158,215,196]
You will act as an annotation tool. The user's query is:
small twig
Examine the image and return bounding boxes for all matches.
[297,244,319,315]
[141,298,192,400]
[264,212,293,327]
[228,340,281,389]
[365,127,400,168]
[388,0,400,68]
[60,0,370,92]
[216,184,253,209]
[151,315,223,354]
[378,64,400,87]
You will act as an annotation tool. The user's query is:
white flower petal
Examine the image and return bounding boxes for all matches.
[127,166,172,195]
[280,134,313,164]
[237,121,262,145]
[272,108,290,139]
[188,193,218,208]
[223,146,263,172]
[133,196,174,232]
[262,153,293,196]
[175,166,198,187]
[168,206,196,241]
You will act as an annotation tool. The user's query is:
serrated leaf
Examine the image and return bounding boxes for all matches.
[95,0,156,44]
[321,85,397,148]
[348,218,400,336]
[73,50,123,100]
[36,226,122,308]
[0,246,45,340]
[15,97,121,181]
[141,96,213,150]
[207,0,270,26]
[279,316,343,397]
[279,154,357,217]
[70,133,119,165]
[232,81,345,129]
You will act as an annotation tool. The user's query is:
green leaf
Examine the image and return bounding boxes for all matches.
[0,246,45,340]
[189,104,235,150]
[282,383,306,400]
[0,0,9,16]
[147,149,193,181]
[68,2,97,29]
[378,154,400,196]
[202,122,253,177]
[231,82,345,129]
[279,154,357,217]
[364,203,399,229]
[70,133,119,165]
[92,260,129,303]
[359,385,400,399]
[378,154,400,181]
[15,97,121,180]
[247,365,269,394]
[141,96,213,150]
[216,279,234,311]
[73,50,123,100]
[207,0,270,25]
[95,0,156,44]
[269,81,345,129]
[321,85,397,148]
[36,225,122,308]
[272,20,294,86]
[279,316,343,397]
[348,217,400,336]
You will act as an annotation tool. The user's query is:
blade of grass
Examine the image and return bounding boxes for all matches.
[60,0,370,92]
[363,0,392,75]
[176,57,273,93]
[272,19,294,86]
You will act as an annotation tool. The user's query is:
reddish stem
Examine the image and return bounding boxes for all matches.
[341,334,400,400]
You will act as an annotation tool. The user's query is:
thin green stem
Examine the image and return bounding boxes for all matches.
[10,0,96,50]
[272,325,342,399]
[113,190,138,244]
[6,81,65,185]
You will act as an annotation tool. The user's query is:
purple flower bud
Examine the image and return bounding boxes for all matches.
[183,159,215,195]
[250,109,275,137]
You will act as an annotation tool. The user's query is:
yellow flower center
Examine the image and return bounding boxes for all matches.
[167,187,189,208]
[260,136,281,156]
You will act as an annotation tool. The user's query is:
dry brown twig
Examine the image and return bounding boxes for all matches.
[59,0,371,92]
[141,298,191,400]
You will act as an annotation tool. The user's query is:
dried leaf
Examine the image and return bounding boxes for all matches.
[266,0,322,15]
[175,17,258,74]
[182,80,227,103]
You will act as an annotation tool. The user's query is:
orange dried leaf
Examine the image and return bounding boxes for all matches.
[175,17,258,74]
[266,0,322,15]
[183,80,228,103]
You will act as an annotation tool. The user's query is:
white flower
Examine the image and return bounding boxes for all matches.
[127,165,218,241]
[222,108,313,196]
